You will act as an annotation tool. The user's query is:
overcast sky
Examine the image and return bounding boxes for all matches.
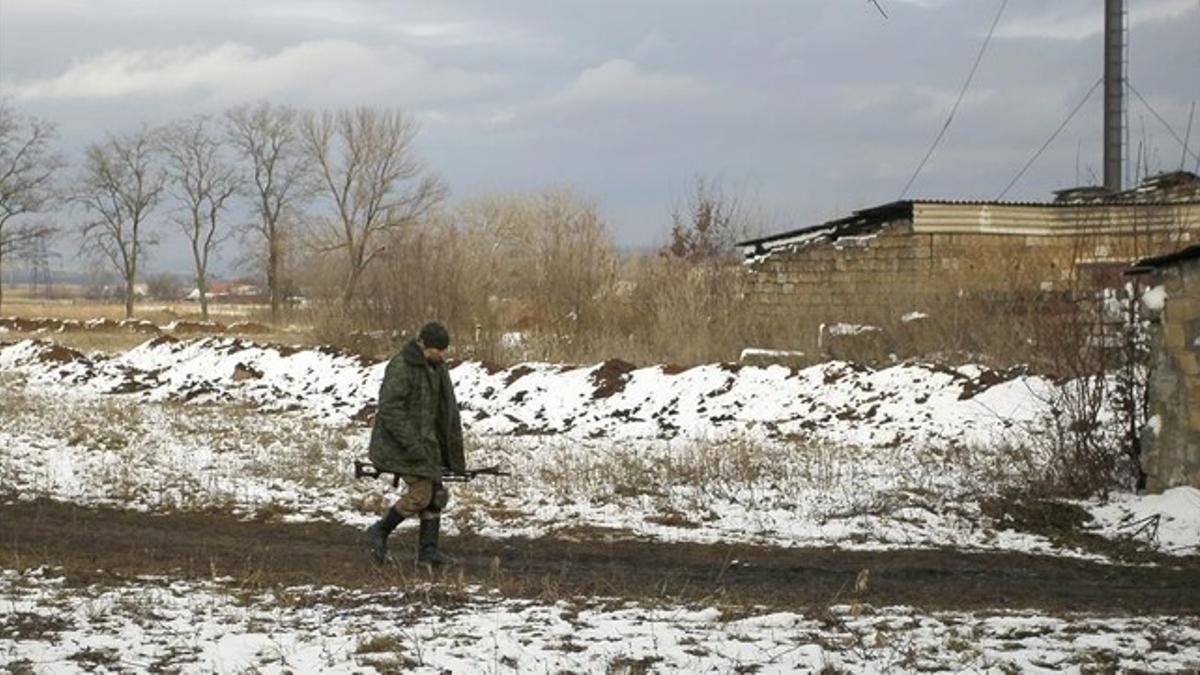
[1,0,1198,277]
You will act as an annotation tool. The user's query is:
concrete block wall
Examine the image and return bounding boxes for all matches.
[746,217,1197,353]
[1144,258,1200,490]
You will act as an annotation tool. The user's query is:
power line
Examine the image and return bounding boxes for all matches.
[1127,82,1200,166]
[899,0,1009,199]
[1181,101,1195,172]
[997,76,1104,200]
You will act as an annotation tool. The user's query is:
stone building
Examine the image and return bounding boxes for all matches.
[1129,244,1200,491]
[739,172,1200,356]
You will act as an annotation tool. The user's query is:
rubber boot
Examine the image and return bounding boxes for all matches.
[366,507,404,564]
[417,517,458,566]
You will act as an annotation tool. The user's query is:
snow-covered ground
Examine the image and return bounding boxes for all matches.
[4,336,1200,673]
[3,568,1198,674]
[1,335,1061,447]
[1,337,1197,559]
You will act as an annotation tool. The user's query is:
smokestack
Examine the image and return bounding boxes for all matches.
[1104,0,1125,192]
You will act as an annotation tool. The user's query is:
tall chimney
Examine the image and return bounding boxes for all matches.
[1104,0,1125,192]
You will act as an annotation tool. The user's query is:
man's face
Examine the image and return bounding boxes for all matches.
[423,346,445,362]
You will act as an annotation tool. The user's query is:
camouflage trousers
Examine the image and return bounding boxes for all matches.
[394,478,450,520]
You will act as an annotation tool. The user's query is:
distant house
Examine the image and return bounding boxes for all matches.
[186,282,265,302]
[97,283,149,299]
[739,171,1200,351]
[1129,244,1200,491]
[186,282,231,301]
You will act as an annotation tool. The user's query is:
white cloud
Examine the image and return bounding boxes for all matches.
[3,40,500,104]
[632,31,672,60]
[487,109,517,126]
[891,0,953,7]
[241,2,542,49]
[834,84,902,112]
[997,0,1198,41]
[913,85,998,120]
[546,59,707,109]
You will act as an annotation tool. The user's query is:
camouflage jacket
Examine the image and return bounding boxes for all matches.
[368,340,465,479]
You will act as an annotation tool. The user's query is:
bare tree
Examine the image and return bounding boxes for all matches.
[301,106,446,304]
[525,189,615,331]
[0,102,64,312]
[161,115,240,320]
[665,175,752,262]
[226,102,310,324]
[75,127,164,319]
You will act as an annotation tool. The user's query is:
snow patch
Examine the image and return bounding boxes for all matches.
[4,570,1198,674]
[824,322,883,337]
[1089,487,1200,555]
[1142,284,1168,311]
[0,337,1066,450]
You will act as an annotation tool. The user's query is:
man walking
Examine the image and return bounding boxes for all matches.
[365,321,465,566]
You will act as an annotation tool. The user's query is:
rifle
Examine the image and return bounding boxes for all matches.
[354,460,510,487]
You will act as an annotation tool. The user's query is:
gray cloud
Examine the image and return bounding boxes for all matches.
[6,40,503,105]
[0,0,1197,278]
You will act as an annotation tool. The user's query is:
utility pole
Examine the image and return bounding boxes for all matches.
[31,233,53,297]
[1103,0,1126,192]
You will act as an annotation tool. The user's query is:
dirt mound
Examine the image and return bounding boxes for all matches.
[232,363,264,381]
[227,321,272,335]
[477,360,505,375]
[314,344,380,368]
[167,320,226,335]
[36,343,87,364]
[118,319,161,334]
[352,405,376,425]
[981,496,1093,532]
[80,319,123,333]
[958,366,1027,400]
[504,365,535,386]
[144,335,179,348]
[591,359,636,399]
[0,317,63,333]
[2,316,167,335]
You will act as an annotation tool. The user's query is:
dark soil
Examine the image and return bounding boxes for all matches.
[590,359,636,399]
[3,499,1198,615]
[503,365,534,386]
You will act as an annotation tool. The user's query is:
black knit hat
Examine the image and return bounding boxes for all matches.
[418,322,450,350]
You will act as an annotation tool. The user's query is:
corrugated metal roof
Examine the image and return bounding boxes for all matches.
[1127,244,1200,273]
[738,201,911,249]
[740,195,1200,250]
[915,197,1200,207]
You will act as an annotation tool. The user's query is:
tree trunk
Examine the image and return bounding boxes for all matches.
[125,248,138,319]
[0,247,6,315]
[124,275,135,319]
[268,238,280,325]
[342,264,362,307]
[193,245,209,322]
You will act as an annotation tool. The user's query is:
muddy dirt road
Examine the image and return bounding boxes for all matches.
[3,499,1198,615]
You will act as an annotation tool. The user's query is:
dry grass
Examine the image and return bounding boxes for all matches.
[0,327,321,355]
[1,292,324,354]
[4,293,209,322]
[2,288,311,332]
[0,330,156,353]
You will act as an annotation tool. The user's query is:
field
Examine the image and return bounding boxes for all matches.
[2,322,1199,673]
[0,293,320,355]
